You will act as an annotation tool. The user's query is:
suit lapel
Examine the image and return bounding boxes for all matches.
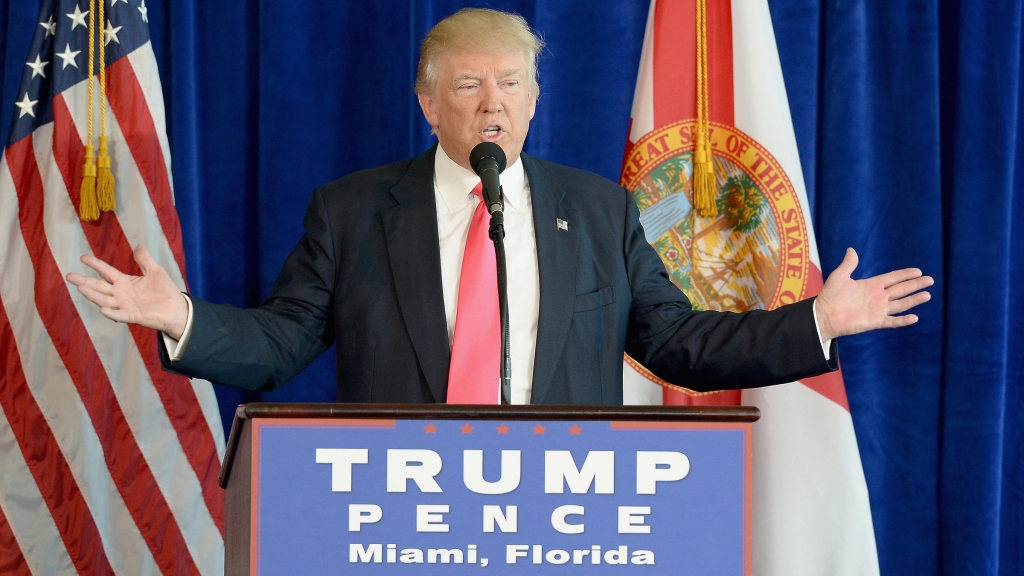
[381,146,451,402]
[524,155,578,404]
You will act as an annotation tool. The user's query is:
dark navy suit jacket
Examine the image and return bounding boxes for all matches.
[161,146,837,404]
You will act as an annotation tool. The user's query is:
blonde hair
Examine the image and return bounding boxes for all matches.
[415,8,544,98]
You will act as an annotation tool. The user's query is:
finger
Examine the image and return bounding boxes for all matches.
[874,267,923,289]
[72,275,115,296]
[77,284,120,308]
[98,307,130,324]
[66,272,87,286]
[80,254,124,284]
[882,314,918,329]
[134,245,156,276]
[832,247,859,279]
[887,275,934,300]
[887,291,931,315]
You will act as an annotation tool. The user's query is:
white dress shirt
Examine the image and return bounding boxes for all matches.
[433,145,541,404]
[164,145,830,401]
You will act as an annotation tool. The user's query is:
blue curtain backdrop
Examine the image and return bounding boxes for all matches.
[2,0,1021,573]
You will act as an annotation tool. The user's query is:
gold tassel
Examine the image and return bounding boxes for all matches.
[80,145,99,221]
[693,131,717,217]
[96,136,115,211]
[79,0,99,221]
[693,0,718,218]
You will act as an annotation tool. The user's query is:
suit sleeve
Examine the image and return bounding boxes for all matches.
[159,188,337,391]
[621,189,838,392]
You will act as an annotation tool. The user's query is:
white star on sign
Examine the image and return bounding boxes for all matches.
[15,93,38,118]
[39,16,56,36]
[67,5,89,30]
[56,44,81,69]
[138,0,148,23]
[104,20,122,45]
[110,0,127,4]
[25,54,49,79]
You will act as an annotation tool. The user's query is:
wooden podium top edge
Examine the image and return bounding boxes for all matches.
[218,403,759,488]
[237,402,759,422]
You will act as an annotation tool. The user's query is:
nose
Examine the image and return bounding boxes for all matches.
[479,79,503,114]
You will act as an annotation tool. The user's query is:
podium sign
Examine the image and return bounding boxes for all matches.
[226,406,753,575]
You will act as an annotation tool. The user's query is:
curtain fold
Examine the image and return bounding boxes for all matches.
[816,1,946,573]
[938,0,1023,572]
[1,0,1020,573]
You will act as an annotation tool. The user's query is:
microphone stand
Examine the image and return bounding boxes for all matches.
[488,193,512,405]
[471,142,512,405]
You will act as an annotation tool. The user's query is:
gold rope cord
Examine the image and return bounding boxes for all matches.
[692,0,718,218]
[96,0,116,211]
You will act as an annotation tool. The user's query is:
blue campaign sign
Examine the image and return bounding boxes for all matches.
[251,418,750,575]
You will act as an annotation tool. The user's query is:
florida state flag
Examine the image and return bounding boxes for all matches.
[621,1,880,573]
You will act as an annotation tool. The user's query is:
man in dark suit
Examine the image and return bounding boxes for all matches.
[66,8,932,404]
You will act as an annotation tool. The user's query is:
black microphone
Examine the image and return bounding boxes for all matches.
[469,142,507,215]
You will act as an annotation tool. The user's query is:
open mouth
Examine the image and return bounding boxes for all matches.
[481,125,503,138]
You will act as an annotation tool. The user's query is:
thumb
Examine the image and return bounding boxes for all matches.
[134,245,157,275]
[833,247,859,280]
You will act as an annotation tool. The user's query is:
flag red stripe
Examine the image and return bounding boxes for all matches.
[52,95,225,535]
[104,58,187,279]
[652,0,734,129]
[0,295,113,575]
[654,0,737,407]
[663,389,741,406]
[5,137,200,575]
[0,499,31,576]
[706,0,734,125]
[800,369,849,412]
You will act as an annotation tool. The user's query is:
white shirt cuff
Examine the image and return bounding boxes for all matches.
[161,293,194,362]
[812,298,833,361]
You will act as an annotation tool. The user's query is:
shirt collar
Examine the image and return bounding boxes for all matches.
[434,144,526,213]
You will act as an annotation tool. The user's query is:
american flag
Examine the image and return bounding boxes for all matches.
[0,0,225,573]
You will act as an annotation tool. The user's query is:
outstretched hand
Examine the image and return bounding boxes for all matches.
[815,248,933,342]
[65,245,189,340]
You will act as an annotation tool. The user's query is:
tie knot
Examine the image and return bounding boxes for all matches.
[471,182,483,199]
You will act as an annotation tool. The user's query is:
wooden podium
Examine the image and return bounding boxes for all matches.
[220,403,758,575]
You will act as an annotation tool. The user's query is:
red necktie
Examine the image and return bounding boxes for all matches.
[446,183,500,404]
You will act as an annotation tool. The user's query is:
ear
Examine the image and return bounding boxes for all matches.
[417,92,440,129]
[528,95,537,121]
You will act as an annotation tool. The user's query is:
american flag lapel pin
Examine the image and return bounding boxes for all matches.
[556,218,569,231]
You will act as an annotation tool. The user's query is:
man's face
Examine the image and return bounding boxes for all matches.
[417,49,537,171]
